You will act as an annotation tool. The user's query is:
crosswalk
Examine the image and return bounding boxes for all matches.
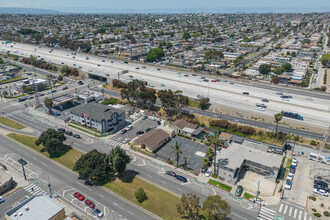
[257,206,276,220]
[107,139,122,147]
[3,109,24,117]
[278,203,314,220]
[24,183,48,196]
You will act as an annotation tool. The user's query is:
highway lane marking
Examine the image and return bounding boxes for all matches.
[40,161,48,166]
[98,194,105,198]
[231,213,248,220]
[176,188,183,191]
[127,211,134,215]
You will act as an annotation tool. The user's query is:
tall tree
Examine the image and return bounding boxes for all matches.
[207,135,220,175]
[169,141,182,167]
[73,149,112,183]
[199,97,210,110]
[274,113,283,137]
[35,128,67,157]
[259,64,271,74]
[107,146,132,176]
[177,193,201,220]
[174,90,189,118]
[44,97,53,113]
[182,31,191,41]
[202,195,231,220]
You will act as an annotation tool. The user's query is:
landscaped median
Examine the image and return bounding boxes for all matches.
[7,133,181,220]
[0,117,26,130]
[208,179,233,192]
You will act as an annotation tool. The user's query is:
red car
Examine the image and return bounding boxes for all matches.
[85,199,95,208]
[211,80,216,82]
[73,192,85,201]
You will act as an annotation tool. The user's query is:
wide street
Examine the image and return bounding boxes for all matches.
[1,41,330,130]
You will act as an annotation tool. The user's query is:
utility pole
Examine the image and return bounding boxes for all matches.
[48,176,53,198]
[254,180,260,203]
[313,126,330,170]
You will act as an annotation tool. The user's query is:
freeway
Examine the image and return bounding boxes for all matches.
[1,41,330,129]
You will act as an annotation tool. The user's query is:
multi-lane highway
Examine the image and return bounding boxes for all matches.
[1,41,330,130]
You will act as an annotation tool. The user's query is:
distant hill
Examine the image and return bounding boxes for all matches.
[0,7,61,14]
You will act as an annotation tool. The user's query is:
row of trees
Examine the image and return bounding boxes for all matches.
[146,47,165,62]
[43,35,92,53]
[210,119,256,135]
[120,79,157,109]
[157,89,189,117]
[259,62,293,75]
[21,55,58,71]
[60,65,79,76]
[177,193,230,220]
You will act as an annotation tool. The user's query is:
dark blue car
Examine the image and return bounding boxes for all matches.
[175,175,188,183]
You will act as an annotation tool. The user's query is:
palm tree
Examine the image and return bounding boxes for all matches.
[207,135,220,175]
[274,113,283,137]
[169,142,182,167]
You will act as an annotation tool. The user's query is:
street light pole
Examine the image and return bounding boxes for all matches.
[48,176,53,198]
[18,158,27,180]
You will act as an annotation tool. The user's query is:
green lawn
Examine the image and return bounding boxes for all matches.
[0,117,26,130]
[7,133,83,170]
[208,179,232,192]
[68,124,106,137]
[104,174,181,220]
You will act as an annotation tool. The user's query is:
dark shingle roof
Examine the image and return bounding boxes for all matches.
[70,103,124,121]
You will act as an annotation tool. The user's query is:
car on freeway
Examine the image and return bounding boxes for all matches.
[157,68,161,71]
[313,188,328,197]
[230,82,234,85]
[106,74,110,77]
[102,60,105,62]
[92,208,104,218]
[78,81,84,85]
[123,138,131,144]
[257,107,265,111]
[287,173,294,181]
[262,98,269,102]
[184,74,189,77]
[65,131,73,136]
[0,196,4,204]
[305,97,313,101]
[256,103,267,108]
[192,74,197,76]
[211,80,216,82]
[142,66,146,69]
[276,92,283,95]
[97,64,101,67]
[73,134,81,139]
[235,185,243,197]
[243,92,249,95]
[204,169,212,177]
[111,61,114,63]
[73,192,85,201]
[73,64,76,66]
[201,76,206,79]
[126,125,133,130]
[58,128,65,133]
[175,175,188,183]
[136,67,139,69]
[40,93,45,96]
[203,79,209,82]
[285,181,292,190]
[62,86,68,90]
[160,84,165,87]
[85,199,95,208]
[28,96,34,100]
[282,98,290,101]
[136,131,145,135]
[120,129,127,134]
[165,170,176,177]
[61,62,64,64]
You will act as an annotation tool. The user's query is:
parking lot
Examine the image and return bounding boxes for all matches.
[155,136,208,171]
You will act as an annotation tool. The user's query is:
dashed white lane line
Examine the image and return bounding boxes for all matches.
[176,188,183,191]
[99,194,104,198]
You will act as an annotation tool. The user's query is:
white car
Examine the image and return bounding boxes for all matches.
[150,117,156,121]
[92,208,104,217]
[205,169,212,177]
[123,138,131,144]
[126,125,133,130]
[286,173,294,181]
[257,107,265,111]
[282,98,290,101]
[313,188,328,197]
[291,161,297,167]
[285,181,292,190]
[0,196,4,204]
[292,158,298,166]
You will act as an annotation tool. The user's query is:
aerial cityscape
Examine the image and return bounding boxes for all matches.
[0,1,329,220]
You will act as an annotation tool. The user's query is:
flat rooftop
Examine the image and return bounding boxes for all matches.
[53,94,77,105]
[6,195,64,220]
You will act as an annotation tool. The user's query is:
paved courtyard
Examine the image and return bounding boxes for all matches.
[155,136,208,171]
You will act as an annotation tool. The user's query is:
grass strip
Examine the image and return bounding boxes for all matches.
[208,179,232,192]
[0,117,26,130]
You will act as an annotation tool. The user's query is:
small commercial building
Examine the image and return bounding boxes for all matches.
[134,129,170,152]
[5,195,65,220]
[169,119,204,138]
[16,78,47,92]
[0,169,13,195]
[70,103,125,133]
[75,90,103,103]
[217,143,282,182]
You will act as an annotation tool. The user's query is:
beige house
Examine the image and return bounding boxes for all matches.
[134,129,170,152]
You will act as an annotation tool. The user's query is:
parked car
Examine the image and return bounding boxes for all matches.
[92,208,104,218]
[65,131,73,136]
[142,115,148,120]
[157,120,161,125]
[313,188,328,197]
[292,158,298,166]
[287,173,294,181]
[136,131,145,135]
[58,128,65,133]
[120,129,127,134]
[262,98,269,102]
[150,117,156,121]
[235,185,243,197]
[205,169,212,177]
[175,175,188,183]
[62,86,68,90]
[85,199,95,208]
[73,192,85,201]
[145,128,152,132]
[314,180,328,188]
[126,125,133,130]
[165,171,176,177]
[285,181,292,190]
[73,134,81,139]
[0,196,5,204]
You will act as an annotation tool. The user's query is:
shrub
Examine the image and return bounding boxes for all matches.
[324,211,329,217]
[310,140,317,146]
[313,213,321,217]
[211,173,218,178]
[210,119,231,129]
[309,196,316,201]
[312,208,317,212]
[320,86,327,91]
[135,187,148,203]
[320,203,324,207]
[276,178,279,183]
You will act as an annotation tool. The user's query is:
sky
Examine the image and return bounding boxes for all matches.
[0,0,329,13]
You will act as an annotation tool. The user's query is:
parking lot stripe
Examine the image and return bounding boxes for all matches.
[279,203,283,212]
